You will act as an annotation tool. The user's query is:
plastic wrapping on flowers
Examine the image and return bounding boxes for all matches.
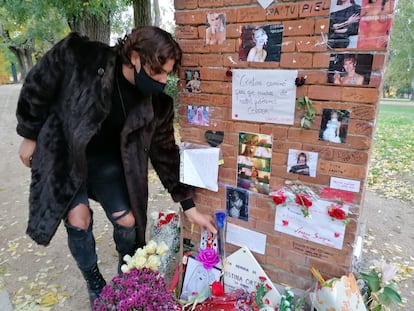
[147,210,182,282]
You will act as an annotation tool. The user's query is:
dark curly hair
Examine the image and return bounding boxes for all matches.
[116,26,182,75]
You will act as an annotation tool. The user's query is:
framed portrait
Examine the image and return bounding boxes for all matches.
[180,256,222,300]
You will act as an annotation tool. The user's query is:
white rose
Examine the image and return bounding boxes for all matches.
[120,264,130,273]
[134,248,147,258]
[122,254,132,264]
[133,256,147,269]
[146,254,161,271]
[156,241,169,256]
[144,240,157,254]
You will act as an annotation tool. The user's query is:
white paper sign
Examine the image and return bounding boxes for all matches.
[330,177,361,193]
[226,223,266,254]
[224,246,281,306]
[232,69,298,124]
[274,199,349,249]
[179,143,220,191]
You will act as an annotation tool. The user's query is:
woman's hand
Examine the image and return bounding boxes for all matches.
[19,138,37,168]
[184,207,217,235]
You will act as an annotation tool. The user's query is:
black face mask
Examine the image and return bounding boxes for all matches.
[134,65,166,97]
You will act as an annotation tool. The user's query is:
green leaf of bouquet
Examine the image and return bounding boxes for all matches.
[371,305,381,311]
[360,271,380,292]
[381,284,402,304]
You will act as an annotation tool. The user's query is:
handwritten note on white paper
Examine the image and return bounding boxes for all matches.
[330,177,361,193]
[232,69,297,125]
[226,223,267,254]
[274,199,349,249]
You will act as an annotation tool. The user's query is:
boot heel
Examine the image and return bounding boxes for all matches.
[81,265,106,308]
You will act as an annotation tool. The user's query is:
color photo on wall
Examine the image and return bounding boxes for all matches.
[184,70,201,93]
[327,53,374,86]
[238,24,284,62]
[237,132,272,195]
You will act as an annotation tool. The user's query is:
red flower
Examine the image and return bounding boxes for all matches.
[272,193,287,205]
[295,194,312,208]
[211,281,224,296]
[258,276,267,281]
[328,206,347,220]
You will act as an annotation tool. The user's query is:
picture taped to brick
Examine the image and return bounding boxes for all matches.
[237,132,272,195]
[319,108,351,143]
[357,0,395,49]
[226,186,249,222]
[328,0,395,50]
[238,24,284,62]
[206,12,226,45]
[287,149,318,177]
[185,70,201,93]
[232,69,297,124]
[328,0,362,49]
[327,53,374,85]
[187,105,209,126]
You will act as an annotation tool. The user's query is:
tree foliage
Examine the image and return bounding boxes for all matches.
[384,0,414,98]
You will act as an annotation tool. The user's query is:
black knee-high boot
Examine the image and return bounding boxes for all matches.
[66,222,106,308]
[113,223,137,274]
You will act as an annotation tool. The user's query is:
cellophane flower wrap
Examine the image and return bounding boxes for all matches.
[269,182,318,218]
[147,210,181,279]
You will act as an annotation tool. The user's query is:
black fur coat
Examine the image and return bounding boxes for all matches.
[16,33,193,246]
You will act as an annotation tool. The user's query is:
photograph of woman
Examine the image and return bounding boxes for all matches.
[289,152,310,176]
[226,187,249,221]
[185,70,201,93]
[327,53,374,86]
[333,55,364,85]
[328,0,362,49]
[247,27,268,62]
[357,0,395,49]
[206,12,226,45]
[238,24,283,62]
[319,109,350,143]
[287,149,318,177]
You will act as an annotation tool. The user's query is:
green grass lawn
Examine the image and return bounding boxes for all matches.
[368,103,414,203]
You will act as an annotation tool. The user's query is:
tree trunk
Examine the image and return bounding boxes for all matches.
[9,47,27,81]
[68,11,111,44]
[24,48,33,69]
[153,0,160,27]
[133,0,151,27]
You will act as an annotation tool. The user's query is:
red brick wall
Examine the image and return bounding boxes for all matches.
[174,0,389,290]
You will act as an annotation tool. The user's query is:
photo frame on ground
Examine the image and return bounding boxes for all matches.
[180,256,222,301]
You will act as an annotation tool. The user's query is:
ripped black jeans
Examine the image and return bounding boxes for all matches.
[65,153,136,272]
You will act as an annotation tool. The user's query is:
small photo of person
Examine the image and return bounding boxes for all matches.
[328,0,362,49]
[327,53,374,85]
[185,70,201,93]
[287,149,318,177]
[238,24,283,62]
[319,109,351,143]
[206,12,226,45]
[187,105,209,126]
[226,186,249,221]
